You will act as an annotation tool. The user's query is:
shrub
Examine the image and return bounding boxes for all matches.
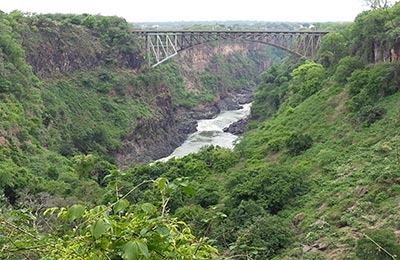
[317,32,349,68]
[334,56,365,84]
[348,62,400,112]
[288,61,325,106]
[285,133,313,155]
[227,164,307,214]
[358,105,386,126]
[232,215,293,260]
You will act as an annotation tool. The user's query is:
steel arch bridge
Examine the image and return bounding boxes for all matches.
[131,30,329,67]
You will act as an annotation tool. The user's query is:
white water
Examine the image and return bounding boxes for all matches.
[159,103,251,161]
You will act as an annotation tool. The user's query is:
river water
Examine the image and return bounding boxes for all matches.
[159,103,251,161]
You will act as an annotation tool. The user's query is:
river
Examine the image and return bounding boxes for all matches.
[159,103,251,161]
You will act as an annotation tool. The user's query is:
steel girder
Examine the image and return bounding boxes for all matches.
[132,30,329,67]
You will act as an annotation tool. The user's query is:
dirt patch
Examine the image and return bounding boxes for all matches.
[0,136,8,145]
[327,91,349,122]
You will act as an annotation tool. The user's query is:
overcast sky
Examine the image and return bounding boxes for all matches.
[0,0,370,23]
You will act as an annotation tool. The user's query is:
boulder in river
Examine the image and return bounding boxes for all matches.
[223,117,249,135]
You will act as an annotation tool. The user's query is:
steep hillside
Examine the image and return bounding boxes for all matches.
[234,60,400,259]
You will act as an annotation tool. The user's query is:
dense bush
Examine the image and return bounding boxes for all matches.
[288,61,325,106]
[0,180,217,259]
[350,3,400,63]
[227,164,307,213]
[348,62,400,112]
[231,215,293,260]
[317,32,349,68]
[251,59,300,121]
[358,105,386,126]
[285,133,313,155]
[333,56,365,84]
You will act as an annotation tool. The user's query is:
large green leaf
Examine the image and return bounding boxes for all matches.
[123,240,149,260]
[91,219,110,239]
[141,203,156,214]
[156,177,168,189]
[182,186,196,196]
[123,241,139,260]
[136,240,150,258]
[114,199,130,213]
[67,204,85,222]
[157,226,170,238]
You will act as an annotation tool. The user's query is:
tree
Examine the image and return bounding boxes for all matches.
[333,56,365,84]
[288,61,325,106]
[363,0,391,9]
[317,32,349,68]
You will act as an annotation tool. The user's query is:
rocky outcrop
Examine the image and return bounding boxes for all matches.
[174,42,270,95]
[373,40,400,63]
[22,25,143,76]
[223,117,249,135]
[115,93,194,166]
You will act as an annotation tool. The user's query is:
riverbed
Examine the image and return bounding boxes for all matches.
[159,103,251,161]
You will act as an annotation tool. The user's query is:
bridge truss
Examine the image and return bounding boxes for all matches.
[131,30,328,67]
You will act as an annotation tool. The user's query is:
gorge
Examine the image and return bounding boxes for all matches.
[2,5,400,259]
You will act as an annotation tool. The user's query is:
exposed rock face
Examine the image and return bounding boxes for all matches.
[373,40,400,63]
[189,104,221,120]
[22,26,143,76]
[115,91,193,165]
[223,117,249,135]
[174,42,270,95]
[236,89,254,104]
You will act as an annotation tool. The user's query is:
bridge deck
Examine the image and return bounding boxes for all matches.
[131,30,328,34]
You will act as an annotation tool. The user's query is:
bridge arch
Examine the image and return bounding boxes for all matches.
[131,30,328,67]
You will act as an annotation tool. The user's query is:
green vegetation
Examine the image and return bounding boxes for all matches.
[2,2,400,259]
[1,177,216,259]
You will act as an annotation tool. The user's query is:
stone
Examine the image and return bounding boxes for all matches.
[223,117,249,135]
[313,243,328,251]
[359,188,369,196]
[237,93,254,104]
[302,245,312,253]
[217,96,242,111]
[177,120,198,135]
[294,213,305,226]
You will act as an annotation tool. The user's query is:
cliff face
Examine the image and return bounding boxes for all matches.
[373,40,400,63]
[22,24,143,76]
[175,42,271,93]
[114,83,196,165]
